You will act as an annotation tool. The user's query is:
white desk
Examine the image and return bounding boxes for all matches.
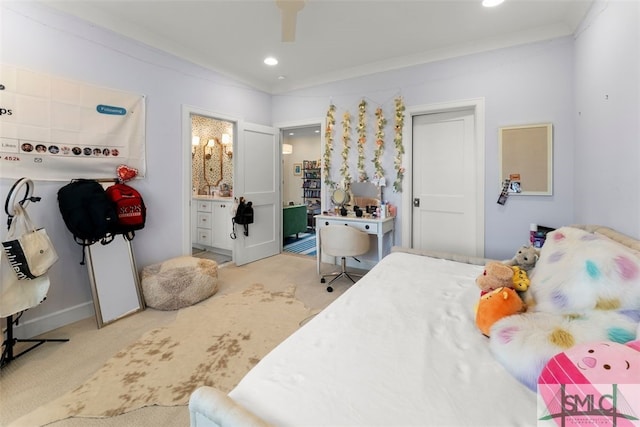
[315,214,395,274]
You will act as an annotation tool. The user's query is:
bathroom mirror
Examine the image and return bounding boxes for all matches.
[191,114,233,195]
[203,139,223,187]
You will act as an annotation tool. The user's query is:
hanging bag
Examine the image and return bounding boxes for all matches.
[2,204,58,280]
[57,179,117,245]
[58,179,119,264]
[1,177,50,317]
[231,197,254,238]
[105,182,146,240]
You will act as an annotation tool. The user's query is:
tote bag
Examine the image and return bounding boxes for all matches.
[2,204,58,279]
[0,204,51,317]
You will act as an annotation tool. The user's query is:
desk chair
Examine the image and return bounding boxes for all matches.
[320,225,370,292]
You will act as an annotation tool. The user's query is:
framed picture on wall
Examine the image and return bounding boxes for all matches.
[499,123,553,195]
[293,163,302,176]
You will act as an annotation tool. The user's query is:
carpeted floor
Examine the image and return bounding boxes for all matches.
[9,284,312,426]
[0,253,351,427]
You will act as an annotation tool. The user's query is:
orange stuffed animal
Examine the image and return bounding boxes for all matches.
[475,287,525,337]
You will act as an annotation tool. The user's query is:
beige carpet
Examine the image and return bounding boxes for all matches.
[1,254,354,427]
[9,283,312,426]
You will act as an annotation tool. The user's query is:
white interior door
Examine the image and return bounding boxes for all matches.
[412,109,480,256]
[233,121,279,266]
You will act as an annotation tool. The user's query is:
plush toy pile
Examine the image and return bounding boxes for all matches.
[474,260,531,336]
[486,227,640,391]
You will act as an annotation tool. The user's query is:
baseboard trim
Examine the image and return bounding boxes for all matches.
[12,301,95,339]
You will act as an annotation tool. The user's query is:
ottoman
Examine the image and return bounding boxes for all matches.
[141,256,218,310]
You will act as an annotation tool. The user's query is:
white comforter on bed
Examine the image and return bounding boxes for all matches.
[192,252,537,426]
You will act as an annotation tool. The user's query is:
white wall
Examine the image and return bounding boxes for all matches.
[573,0,640,238]
[273,37,577,259]
[0,2,271,334]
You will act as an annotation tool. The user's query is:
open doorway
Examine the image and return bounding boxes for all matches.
[281,124,321,257]
[182,106,280,267]
[190,113,234,265]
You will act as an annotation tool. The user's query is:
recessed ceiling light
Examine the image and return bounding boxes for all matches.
[278,75,286,80]
[289,132,294,136]
[264,57,278,66]
[315,130,320,133]
[482,0,504,7]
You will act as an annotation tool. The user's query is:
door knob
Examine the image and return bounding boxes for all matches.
[413,198,420,207]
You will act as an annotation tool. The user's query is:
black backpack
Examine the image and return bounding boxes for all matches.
[58,179,118,263]
[231,198,254,238]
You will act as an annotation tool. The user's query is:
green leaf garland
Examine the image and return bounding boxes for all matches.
[373,106,386,180]
[357,99,368,182]
[323,104,336,188]
[340,111,352,186]
[393,96,405,192]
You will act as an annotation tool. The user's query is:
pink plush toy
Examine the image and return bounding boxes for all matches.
[538,325,640,426]
[539,340,640,385]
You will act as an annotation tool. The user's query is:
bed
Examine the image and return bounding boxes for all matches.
[189,225,640,427]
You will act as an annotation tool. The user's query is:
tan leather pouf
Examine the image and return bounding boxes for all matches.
[141,256,218,310]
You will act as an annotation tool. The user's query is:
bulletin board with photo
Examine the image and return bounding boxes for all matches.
[499,123,553,195]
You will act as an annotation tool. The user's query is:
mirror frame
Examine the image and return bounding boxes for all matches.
[202,139,224,189]
[331,188,350,206]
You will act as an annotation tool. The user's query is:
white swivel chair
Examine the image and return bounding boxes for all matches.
[319,225,370,292]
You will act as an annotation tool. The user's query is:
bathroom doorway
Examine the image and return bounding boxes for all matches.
[190,113,234,265]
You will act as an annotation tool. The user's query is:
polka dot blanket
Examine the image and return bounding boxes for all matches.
[489,226,640,391]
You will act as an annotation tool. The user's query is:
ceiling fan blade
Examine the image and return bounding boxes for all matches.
[276,0,305,42]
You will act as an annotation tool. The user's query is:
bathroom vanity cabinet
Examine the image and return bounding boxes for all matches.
[192,197,233,252]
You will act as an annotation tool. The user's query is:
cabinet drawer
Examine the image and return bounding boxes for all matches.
[196,228,212,246]
[197,212,213,229]
[196,200,212,212]
[319,219,378,234]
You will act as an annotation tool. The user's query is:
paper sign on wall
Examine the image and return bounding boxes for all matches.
[0,64,146,181]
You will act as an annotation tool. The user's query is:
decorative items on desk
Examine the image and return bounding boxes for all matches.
[376,201,393,218]
[328,202,395,219]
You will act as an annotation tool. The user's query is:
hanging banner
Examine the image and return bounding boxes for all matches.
[0,65,146,181]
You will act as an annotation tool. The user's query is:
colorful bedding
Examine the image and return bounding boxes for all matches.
[490,227,640,391]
